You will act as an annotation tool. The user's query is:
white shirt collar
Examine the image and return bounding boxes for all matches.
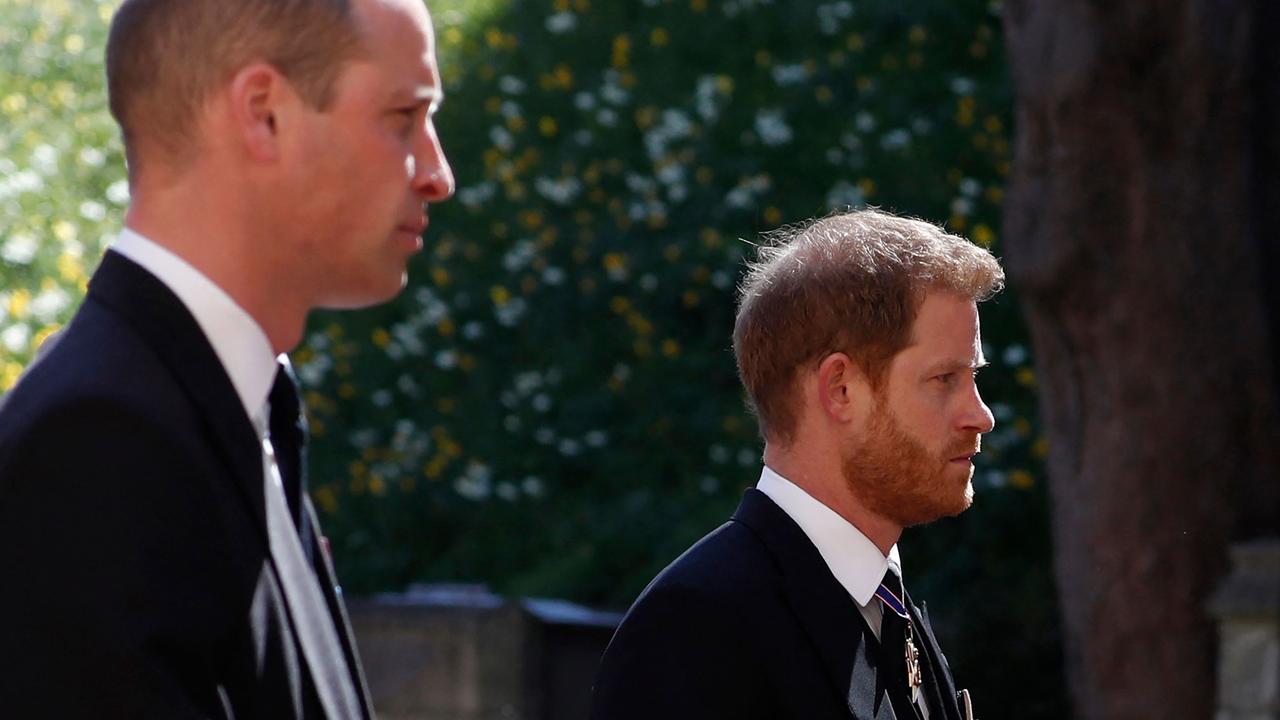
[111,227,278,428]
[756,465,903,607]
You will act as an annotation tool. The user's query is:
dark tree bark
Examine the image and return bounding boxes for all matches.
[1001,2,1280,718]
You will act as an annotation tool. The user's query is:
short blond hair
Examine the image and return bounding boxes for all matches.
[733,209,1005,444]
[106,0,364,172]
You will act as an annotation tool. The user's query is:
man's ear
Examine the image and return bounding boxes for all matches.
[227,63,289,163]
[816,352,872,424]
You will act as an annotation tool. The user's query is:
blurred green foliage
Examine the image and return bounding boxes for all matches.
[1,0,1064,715]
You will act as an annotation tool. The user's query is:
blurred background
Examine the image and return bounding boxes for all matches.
[2,0,1276,718]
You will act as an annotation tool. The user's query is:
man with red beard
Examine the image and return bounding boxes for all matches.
[591,209,1003,720]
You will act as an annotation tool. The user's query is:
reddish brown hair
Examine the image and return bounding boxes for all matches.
[733,209,1004,444]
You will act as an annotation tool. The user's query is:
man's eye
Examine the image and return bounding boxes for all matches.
[934,373,954,384]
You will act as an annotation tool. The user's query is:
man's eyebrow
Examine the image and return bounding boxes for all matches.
[393,86,443,110]
[925,358,988,375]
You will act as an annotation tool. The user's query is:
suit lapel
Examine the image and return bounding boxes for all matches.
[304,498,373,718]
[731,489,897,720]
[86,251,269,546]
[909,598,960,720]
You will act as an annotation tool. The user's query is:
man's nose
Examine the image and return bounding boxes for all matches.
[961,388,996,435]
[411,133,455,202]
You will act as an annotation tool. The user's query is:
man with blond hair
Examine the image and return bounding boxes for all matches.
[0,0,453,715]
[592,209,1001,720]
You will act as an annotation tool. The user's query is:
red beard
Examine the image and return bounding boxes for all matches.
[841,404,979,528]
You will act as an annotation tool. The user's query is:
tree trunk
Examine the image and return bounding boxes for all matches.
[1001,2,1280,718]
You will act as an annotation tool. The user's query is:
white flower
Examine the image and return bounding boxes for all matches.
[950,77,977,95]
[542,267,566,285]
[1002,344,1028,365]
[78,147,106,167]
[463,321,486,340]
[1,233,38,265]
[434,350,458,369]
[489,125,515,152]
[1,323,30,353]
[79,200,106,221]
[545,11,577,33]
[755,108,793,146]
[30,287,70,322]
[535,176,584,206]
[826,180,865,210]
[880,128,912,151]
[532,393,552,413]
[498,75,527,95]
[105,179,130,205]
[950,196,974,216]
[522,476,545,497]
[457,181,497,209]
[31,144,58,175]
[496,481,520,501]
[771,63,808,86]
[855,111,876,133]
[574,91,596,111]
[959,177,983,197]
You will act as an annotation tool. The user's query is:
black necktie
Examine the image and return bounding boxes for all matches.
[269,362,313,562]
[878,568,925,720]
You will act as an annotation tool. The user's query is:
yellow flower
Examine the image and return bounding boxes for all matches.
[661,339,680,357]
[2,94,28,114]
[612,35,631,69]
[9,289,31,319]
[314,486,338,513]
[972,223,995,247]
[371,328,391,348]
[2,362,23,391]
[519,210,543,229]
[539,116,558,137]
[602,252,627,272]
[490,285,511,306]
[1009,470,1035,489]
[763,206,782,225]
[650,27,669,47]
[369,474,387,497]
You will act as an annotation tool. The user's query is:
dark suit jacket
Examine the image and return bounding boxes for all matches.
[0,251,373,719]
[590,488,964,720]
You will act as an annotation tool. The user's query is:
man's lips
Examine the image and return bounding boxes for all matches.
[398,217,427,235]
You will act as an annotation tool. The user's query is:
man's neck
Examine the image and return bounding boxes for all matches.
[123,191,306,353]
[763,442,902,556]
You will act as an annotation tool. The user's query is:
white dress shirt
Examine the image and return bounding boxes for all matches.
[757,466,929,717]
[111,227,279,428]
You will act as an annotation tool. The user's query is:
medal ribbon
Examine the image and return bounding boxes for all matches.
[874,581,910,619]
